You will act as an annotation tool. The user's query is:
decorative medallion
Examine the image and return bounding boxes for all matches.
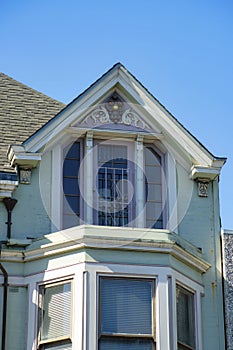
[19,169,32,184]
[197,180,209,197]
[79,92,151,130]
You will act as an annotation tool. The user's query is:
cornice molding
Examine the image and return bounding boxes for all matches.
[7,145,42,168]
[1,226,211,273]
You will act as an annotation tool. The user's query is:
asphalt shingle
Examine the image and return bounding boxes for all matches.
[0,72,65,171]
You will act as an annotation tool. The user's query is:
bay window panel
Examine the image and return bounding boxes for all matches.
[176,285,195,349]
[101,278,152,335]
[145,147,163,229]
[97,144,130,226]
[63,141,81,228]
[38,282,71,344]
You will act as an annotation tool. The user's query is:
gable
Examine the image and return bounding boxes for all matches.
[6,63,225,177]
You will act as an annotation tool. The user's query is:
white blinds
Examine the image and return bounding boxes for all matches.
[100,278,153,335]
[39,282,71,342]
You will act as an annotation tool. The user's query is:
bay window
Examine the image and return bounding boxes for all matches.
[62,138,164,229]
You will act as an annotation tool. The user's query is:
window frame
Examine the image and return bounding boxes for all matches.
[98,275,156,349]
[176,283,196,350]
[37,279,73,349]
[93,139,135,227]
[144,143,166,229]
[62,138,84,229]
[51,135,171,231]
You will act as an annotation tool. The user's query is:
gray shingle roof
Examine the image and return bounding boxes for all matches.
[0,72,65,171]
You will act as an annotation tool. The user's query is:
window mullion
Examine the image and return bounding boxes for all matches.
[135,135,144,228]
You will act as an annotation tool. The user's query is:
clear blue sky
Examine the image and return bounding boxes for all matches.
[1,0,232,228]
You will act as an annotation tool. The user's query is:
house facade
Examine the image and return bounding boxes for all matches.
[0,64,227,350]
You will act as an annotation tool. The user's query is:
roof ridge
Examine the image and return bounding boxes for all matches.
[0,72,65,106]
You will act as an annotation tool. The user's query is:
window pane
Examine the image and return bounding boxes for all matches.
[63,159,80,177]
[176,286,195,348]
[145,147,163,229]
[101,278,152,335]
[63,141,81,228]
[99,338,154,350]
[97,145,130,227]
[39,283,71,342]
[64,142,80,159]
[63,178,79,195]
[43,342,72,350]
[145,147,161,165]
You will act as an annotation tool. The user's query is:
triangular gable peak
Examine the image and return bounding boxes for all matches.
[75,91,154,133]
[7,63,226,178]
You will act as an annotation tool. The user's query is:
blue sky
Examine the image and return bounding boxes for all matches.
[1,0,232,228]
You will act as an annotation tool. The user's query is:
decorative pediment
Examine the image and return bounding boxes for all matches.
[76,92,152,131]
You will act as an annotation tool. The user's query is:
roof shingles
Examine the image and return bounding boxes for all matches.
[0,72,65,171]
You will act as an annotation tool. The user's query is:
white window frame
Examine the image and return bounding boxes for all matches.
[37,279,73,349]
[171,273,203,350]
[50,134,179,232]
[93,139,135,227]
[98,275,156,349]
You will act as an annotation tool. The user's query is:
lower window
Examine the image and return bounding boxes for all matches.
[99,277,156,349]
[176,285,195,350]
[38,281,72,350]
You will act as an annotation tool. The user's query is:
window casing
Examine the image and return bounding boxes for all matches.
[61,139,165,229]
[145,146,164,229]
[176,285,195,350]
[99,277,156,350]
[37,281,72,350]
[63,141,82,229]
[95,144,133,227]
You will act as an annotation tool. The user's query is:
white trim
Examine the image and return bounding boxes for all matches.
[135,135,145,227]
[166,151,178,232]
[157,274,170,349]
[84,131,94,224]
[195,290,203,350]
[6,259,205,350]
[51,144,62,231]
[21,65,223,174]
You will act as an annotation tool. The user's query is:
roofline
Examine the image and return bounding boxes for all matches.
[23,63,226,164]
[118,65,226,163]
[23,62,123,146]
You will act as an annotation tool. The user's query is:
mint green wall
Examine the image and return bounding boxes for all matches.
[177,162,225,349]
[5,286,28,350]
[0,150,226,349]
[7,152,52,240]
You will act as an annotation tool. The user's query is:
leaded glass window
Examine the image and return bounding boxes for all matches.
[97,145,131,226]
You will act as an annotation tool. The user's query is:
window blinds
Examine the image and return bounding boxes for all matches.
[39,282,71,343]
